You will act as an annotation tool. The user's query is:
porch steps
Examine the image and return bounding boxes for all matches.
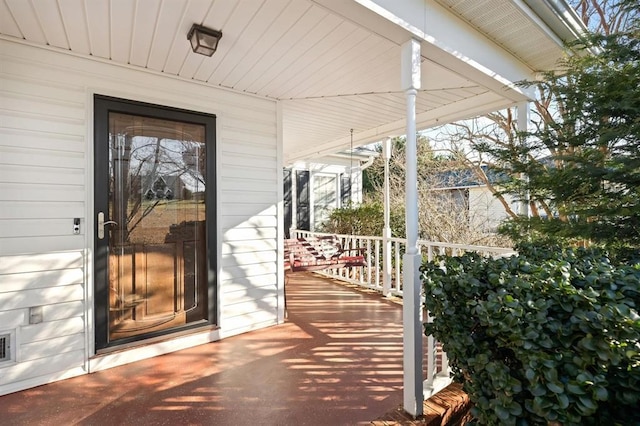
[371,382,472,426]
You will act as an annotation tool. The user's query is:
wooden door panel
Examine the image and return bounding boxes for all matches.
[108,236,205,340]
[142,243,177,316]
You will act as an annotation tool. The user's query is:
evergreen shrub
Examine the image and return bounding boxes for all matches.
[422,244,640,425]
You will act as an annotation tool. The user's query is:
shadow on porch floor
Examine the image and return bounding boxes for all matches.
[1,272,468,425]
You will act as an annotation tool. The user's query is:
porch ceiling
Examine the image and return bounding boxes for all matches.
[0,0,580,164]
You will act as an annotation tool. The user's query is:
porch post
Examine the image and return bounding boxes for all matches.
[517,102,530,218]
[401,38,423,417]
[382,137,392,297]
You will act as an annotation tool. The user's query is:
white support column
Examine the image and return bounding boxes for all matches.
[517,102,530,218]
[401,38,423,417]
[382,137,392,297]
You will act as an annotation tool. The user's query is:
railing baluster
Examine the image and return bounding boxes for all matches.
[366,238,380,289]
[438,347,449,379]
[424,309,436,393]
[394,241,401,293]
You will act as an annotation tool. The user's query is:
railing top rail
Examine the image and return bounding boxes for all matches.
[292,230,515,255]
[417,239,515,254]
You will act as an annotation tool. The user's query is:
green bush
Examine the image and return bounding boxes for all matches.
[318,201,405,237]
[422,244,640,425]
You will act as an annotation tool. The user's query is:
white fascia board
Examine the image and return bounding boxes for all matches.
[523,0,588,43]
[286,153,371,169]
[290,160,347,174]
[348,0,538,100]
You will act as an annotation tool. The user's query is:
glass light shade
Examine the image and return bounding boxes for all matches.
[188,24,222,57]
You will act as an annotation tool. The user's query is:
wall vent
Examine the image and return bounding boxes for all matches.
[0,333,10,362]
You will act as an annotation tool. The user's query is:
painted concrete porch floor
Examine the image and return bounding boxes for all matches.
[2,272,421,425]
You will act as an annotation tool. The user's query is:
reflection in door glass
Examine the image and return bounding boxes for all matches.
[107,113,207,342]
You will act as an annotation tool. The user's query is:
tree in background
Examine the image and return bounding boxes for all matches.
[494,0,639,247]
[571,0,634,34]
[321,136,512,246]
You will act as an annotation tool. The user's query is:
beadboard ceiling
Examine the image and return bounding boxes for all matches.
[0,0,579,163]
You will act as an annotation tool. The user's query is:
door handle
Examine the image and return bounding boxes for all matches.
[98,212,118,239]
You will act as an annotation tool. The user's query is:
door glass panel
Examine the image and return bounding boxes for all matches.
[107,113,207,342]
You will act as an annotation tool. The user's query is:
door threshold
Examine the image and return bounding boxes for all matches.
[89,326,221,373]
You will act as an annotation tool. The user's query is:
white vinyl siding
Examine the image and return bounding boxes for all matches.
[0,251,86,394]
[468,187,514,231]
[0,39,280,395]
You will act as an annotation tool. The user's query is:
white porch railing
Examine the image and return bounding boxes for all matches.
[290,229,516,398]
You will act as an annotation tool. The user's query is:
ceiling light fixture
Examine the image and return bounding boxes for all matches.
[187,24,222,57]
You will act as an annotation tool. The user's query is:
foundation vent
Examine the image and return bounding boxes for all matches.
[0,333,11,362]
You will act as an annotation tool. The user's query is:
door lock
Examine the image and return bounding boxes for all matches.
[97,212,118,239]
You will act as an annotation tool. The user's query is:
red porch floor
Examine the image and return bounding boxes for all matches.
[2,272,412,425]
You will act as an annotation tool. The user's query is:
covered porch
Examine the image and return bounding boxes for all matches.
[0,0,585,416]
[1,271,465,425]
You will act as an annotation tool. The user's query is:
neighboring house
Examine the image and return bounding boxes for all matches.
[0,0,584,396]
[139,138,206,200]
[432,166,518,232]
[284,148,377,237]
